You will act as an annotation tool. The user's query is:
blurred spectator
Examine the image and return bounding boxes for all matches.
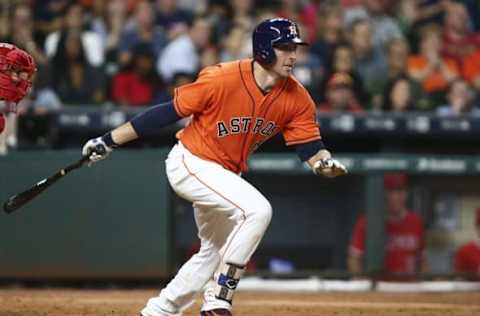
[155,0,192,40]
[407,24,459,105]
[436,79,480,116]
[292,44,323,102]
[464,0,480,32]
[0,3,47,67]
[319,44,367,105]
[339,0,363,9]
[21,66,63,115]
[200,45,219,69]
[384,39,410,80]
[317,72,363,113]
[275,0,320,43]
[111,43,163,107]
[156,71,196,104]
[382,75,424,112]
[344,0,403,50]
[204,0,230,46]
[45,2,105,67]
[229,0,255,29]
[16,71,62,149]
[395,0,422,36]
[310,1,345,68]
[368,38,413,110]
[463,48,480,104]
[32,0,70,45]
[89,0,128,76]
[348,18,387,104]
[395,0,448,53]
[220,18,251,61]
[176,0,208,14]
[118,0,167,67]
[157,15,211,83]
[219,0,255,61]
[442,1,480,66]
[348,173,428,280]
[50,29,106,105]
[454,208,480,280]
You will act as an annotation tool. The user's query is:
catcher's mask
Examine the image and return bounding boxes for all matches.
[0,43,37,113]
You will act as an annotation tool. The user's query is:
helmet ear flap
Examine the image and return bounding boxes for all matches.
[253,31,276,66]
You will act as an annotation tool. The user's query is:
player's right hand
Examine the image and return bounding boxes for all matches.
[82,136,112,165]
[313,158,347,178]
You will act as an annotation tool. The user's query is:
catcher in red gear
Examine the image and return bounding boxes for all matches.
[0,43,36,134]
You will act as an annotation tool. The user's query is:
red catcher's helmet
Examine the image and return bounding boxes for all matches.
[0,43,37,113]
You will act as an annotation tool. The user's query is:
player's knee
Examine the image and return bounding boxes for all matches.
[251,200,272,230]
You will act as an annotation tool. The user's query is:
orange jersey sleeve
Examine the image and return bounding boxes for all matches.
[173,65,222,117]
[282,85,321,146]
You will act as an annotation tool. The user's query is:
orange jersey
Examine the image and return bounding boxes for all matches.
[173,59,321,173]
[407,55,459,93]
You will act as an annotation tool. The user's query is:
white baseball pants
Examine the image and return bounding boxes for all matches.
[141,142,272,316]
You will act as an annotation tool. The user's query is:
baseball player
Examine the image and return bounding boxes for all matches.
[0,43,36,134]
[454,208,480,279]
[348,173,427,280]
[82,18,347,316]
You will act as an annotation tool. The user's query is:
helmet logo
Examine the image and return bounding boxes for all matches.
[289,25,298,37]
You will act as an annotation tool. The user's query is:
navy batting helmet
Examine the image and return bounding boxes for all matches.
[252,18,308,66]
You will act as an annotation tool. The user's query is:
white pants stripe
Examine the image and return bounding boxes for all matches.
[142,143,272,316]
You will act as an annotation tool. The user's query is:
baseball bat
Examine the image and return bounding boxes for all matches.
[2,146,105,214]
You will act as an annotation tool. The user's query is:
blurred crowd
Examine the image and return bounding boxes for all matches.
[1,0,480,117]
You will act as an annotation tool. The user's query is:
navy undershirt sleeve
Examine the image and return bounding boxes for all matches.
[295,139,326,161]
[129,100,182,138]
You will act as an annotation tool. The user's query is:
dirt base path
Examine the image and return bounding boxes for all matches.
[0,289,479,316]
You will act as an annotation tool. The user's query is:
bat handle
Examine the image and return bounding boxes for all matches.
[62,155,90,174]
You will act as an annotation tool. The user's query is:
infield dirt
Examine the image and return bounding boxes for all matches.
[0,289,479,316]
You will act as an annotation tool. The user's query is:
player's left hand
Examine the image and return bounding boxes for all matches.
[313,158,347,178]
[81,136,113,165]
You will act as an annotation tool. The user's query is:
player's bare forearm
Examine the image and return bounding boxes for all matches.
[110,122,138,146]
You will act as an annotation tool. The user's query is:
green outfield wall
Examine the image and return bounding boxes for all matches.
[0,149,173,279]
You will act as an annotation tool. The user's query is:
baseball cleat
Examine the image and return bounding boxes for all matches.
[200,309,232,316]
